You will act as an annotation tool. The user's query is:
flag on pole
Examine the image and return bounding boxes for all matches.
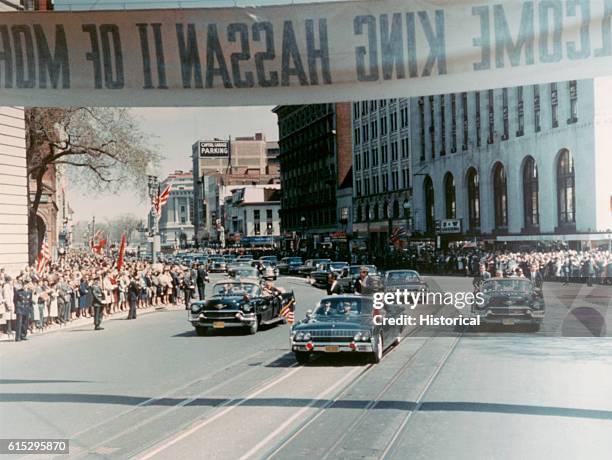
[36,237,51,274]
[153,185,172,215]
[389,226,407,247]
[280,298,295,325]
[117,233,126,270]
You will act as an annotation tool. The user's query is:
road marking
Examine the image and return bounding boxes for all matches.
[136,366,302,460]
[238,366,363,460]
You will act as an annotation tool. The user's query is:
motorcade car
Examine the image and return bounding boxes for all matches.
[236,254,254,262]
[259,255,278,265]
[334,265,379,293]
[207,256,227,272]
[383,270,428,293]
[297,259,331,277]
[472,278,545,331]
[227,265,260,279]
[189,280,295,335]
[290,295,403,364]
[310,261,350,288]
[277,257,304,275]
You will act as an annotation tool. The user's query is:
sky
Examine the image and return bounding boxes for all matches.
[67,106,278,224]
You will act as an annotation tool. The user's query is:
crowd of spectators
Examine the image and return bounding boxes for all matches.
[0,250,207,341]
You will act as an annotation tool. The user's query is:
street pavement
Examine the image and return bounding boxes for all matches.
[1,274,611,460]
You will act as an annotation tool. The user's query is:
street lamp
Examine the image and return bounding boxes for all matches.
[147,171,159,264]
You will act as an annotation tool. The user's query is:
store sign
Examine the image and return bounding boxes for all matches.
[198,141,229,157]
[0,0,611,106]
[440,219,462,234]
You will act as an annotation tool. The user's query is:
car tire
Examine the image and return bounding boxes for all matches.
[294,351,310,365]
[370,334,383,363]
[249,316,259,335]
[195,326,207,336]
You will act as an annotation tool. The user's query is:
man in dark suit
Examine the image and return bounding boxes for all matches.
[354,266,375,295]
[472,263,491,291]
[91,275,105,330]
[196,263,209,300]
[528,264,544,290]
[13,277,32,342]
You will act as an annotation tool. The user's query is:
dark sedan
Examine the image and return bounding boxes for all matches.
[383,270,428,293]
[189,281,295,335]
[472,278,545,331]
[208,256,227,273]
[290,295,403,364]
[277,257,303,275]
[311,261,350,288]
[297,258,331,277]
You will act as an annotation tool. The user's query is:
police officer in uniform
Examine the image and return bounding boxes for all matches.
[91,275,105,330]
[14,276,32,342]
[196,263,209,300]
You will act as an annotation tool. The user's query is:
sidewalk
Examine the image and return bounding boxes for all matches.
[0,303,185,343]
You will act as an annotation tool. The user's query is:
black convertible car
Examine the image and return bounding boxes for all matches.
[189,281,295,335]
[290,295,403,364]
[472,278,545,331]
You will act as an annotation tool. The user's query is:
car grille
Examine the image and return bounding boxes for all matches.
[306,329,357,339]
[489,307,528,315]
[202,310,240,319]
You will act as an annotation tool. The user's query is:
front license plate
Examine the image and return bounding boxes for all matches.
[502,319,515,325]
[324,346,340,353]
[213,321,225,328]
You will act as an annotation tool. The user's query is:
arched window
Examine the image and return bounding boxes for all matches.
[365,204,370,222]
[466,168,480,231]
[423,175,435,234]
[557,149,575,226]
[373,203,379,221]
[393,200,400,219]
[382,201,389,219]
[492,162,508,229]
[444,172,456,219]
[522,156,539,229]
[356,205,362,223]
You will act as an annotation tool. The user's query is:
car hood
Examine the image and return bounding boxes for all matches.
[483,291,532,303]
[201,296,245,309]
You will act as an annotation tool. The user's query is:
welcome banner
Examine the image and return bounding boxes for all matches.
[0,0,611,106]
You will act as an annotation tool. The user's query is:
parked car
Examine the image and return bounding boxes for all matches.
[472,278,545,331]
[277,257,304,275]
[290,295,403,364]
[297,259,331,277]
[189,280,295,335]
[311,261,350,288]
[383,270,428,293]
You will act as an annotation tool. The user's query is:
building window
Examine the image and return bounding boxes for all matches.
[381,145,387,164]
[390,112,398,131]
[418,97,425,161]
[402,167,410,189]
[551,82,559,128]
[475,92,481,147]
[370,100,377,111]
[371,119,378,138]
[492,162,508,229]
[451,94,457,153]
[534,85,541,132]
[354,128,361,145]
[392,170,399,190]
[391,141,398,161]
[356,205,362,222]
[266,209,273,234]
[365,204,370,221]
[516,86,524,137]
[365,177,370,195]
[353,102,359,119]
[401,138,409,158]
[356,179,362,196]
[381,115,388,135]
[502,88,509,140]
[362,124,368,142]
[423,175,435,234]
[373,176,379,193]
[362,101,367,115]
[393,200,400,218]
[462,92,469,150]
[380,99,387,107]
[568,80,578,124]
[557,149,575,226]
[487,89,494,144]
[254,209,261,235]
[429,95,435,158]
[522,156,539,229]
[382,173,388,192]
[401,105,408,128]
[467,167,480,231]
[444,172,456,219]
[355,153,361,171]
[440,95,446,156]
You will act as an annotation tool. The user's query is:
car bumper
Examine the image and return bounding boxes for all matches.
[189,311,256,328]
[291,341,374,353]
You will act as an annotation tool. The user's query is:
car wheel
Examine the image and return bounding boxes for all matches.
[370,334,383,363]
[294,351,310,365]
[195,326,207,336]
[249,316,259,335]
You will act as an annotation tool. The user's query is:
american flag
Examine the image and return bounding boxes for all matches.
[153,185,172,215]
[36,237,51,274]
[280,298,295,325]
[389,226,407,247]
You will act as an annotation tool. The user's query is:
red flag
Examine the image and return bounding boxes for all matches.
[94,239,107,255]
[153,185,172,215]
[117,233,126,270]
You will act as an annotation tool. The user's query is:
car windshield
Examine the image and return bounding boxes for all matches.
[482,279,532,293]
[235,268,258,276]
[350,265,376,275]
[313,298,370,319]
[213,283,259,296]
[386,271,420,282]
[284,257,302,263]
[330,262,348,269]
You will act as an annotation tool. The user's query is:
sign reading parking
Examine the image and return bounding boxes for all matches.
[0,0,611,106]
[198,141,229,157]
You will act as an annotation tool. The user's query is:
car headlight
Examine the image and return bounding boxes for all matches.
[361,331,371,341]
[191,304,201,313]
[303,332,311,341]
[295,332,304,341]
[242,303,253,313]
[354,332,362,341]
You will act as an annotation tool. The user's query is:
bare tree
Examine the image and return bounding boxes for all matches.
[26,107,161,263]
